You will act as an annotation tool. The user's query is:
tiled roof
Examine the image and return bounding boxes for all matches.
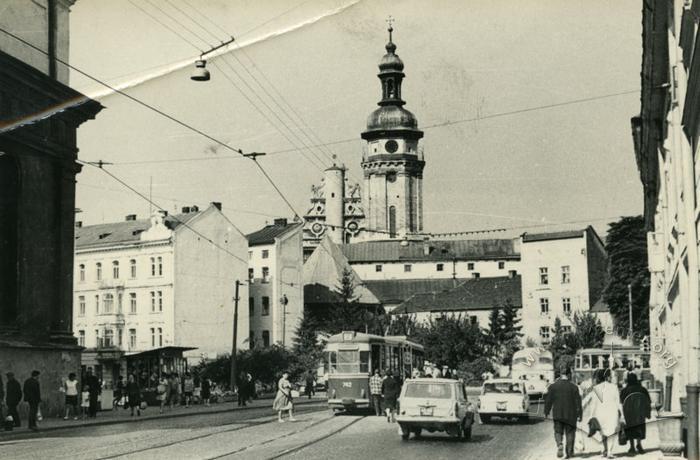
[522,228,587,243]
[364,278,471,305]
[247,221,301,246]
[391,275,522,315]
[339,238,519,263]
[590,297,610,313]
[75,212,200,249]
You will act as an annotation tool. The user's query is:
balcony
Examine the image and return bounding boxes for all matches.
[98,278,125,290]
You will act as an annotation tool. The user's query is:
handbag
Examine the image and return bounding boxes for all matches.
[618,420,628,445]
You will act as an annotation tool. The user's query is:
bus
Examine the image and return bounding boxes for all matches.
[324,331,424,412]
[511,348,554,400]
[573,347,651,385]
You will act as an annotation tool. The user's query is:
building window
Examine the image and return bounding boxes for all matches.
[95,295,99,314]
[404,264,412,273]
[130,259,136,278]
[103,293,114,314]
[248,250,253,260]
[117,293,123,313]
[436,263,444,272]
[262,249,269,259]
[150,291,155,312]
[94,329,99,347]
[262,296,270,316]
[562,325,572,333]
[561,265,570,284]
[129,329,136,349]
[498,261,505,269]
[157,256,163,276]
[78,296,86,316]
[470,315,478,325]
[540,298,549,315]
[562,297,571,315]
[118,328,123,346]
[249,297,254,317]
[472,272,480,279]
[96,262,102,281]
[248,268,254,281]
[539,326,550,340]
[158,327,163,347]
[150,258,156,276]
[150,328,155,347]
[262,330,270,347]
[389,206,397,238]
[112,261,119,279]
[249,331,255,348]
[129,293,137,314]
[509,270,518,277]
[103,329,114,347]
[157,291,163,312]
[262,267,270,283]
[78,330,85,347]
[79,264,85,282]
[467,262,474,270]
[375,264,383,272]
[539,267,549,285]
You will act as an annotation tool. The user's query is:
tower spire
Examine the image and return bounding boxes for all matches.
[386,16,394,43]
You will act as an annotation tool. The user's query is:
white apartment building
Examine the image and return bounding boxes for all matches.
[247,219,304,349]
[73,203,249,389]
[519,227,608,344]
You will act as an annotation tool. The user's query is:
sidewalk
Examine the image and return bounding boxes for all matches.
[0,394,326,437]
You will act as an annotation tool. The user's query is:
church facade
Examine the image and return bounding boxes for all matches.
[303,26,425,257]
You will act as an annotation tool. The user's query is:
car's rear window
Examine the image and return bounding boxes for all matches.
[404,383,453,399]
[483,382,522,394]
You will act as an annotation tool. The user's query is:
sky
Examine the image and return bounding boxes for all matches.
[69,0,643,238]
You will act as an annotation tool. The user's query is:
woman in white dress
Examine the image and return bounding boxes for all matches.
[585,369,622,458]
[272,372,295,423]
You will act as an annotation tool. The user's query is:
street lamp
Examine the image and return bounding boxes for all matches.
[190,37,236,82]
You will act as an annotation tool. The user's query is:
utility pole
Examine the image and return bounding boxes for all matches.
[230,280,240,390]
[627,283,633,341]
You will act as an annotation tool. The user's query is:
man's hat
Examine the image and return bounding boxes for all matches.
[31,370,40,377]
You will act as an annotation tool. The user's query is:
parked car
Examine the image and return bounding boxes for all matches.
[396,378,475,441]
[478,378,530,423]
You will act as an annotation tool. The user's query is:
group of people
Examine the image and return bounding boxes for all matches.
[236,372,255,407]
[153,372,211,413]
[0,370,43,431]
[545,365,652,459]
[369,369,402,422]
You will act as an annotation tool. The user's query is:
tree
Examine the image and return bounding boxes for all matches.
[486,300,523,366]
[292,311,325,375]
[571,312,606,349]
[416,315,491,369]
[549,313,606,371]
[325,267,376,334]
[603,216,650,339]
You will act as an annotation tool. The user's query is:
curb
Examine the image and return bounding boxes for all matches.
[0,398,325,438]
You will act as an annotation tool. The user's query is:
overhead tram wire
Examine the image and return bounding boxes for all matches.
[77,160,249,266]
[136,1,330,173]
[0,26,303,220]
[143,0,213,48]
[126,0,203,53]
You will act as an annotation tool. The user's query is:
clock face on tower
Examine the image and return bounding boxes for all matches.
[385,140,398,153]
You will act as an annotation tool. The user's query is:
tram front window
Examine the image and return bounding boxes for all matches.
[330,350,370,373]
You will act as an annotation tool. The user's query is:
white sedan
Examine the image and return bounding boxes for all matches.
[477,378,531,423]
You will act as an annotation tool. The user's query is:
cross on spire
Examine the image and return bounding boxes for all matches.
[386,16,394,41]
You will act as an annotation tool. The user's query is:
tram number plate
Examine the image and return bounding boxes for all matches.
[497,402,507,411]
[420,407,433,416]
[342,381,352,388]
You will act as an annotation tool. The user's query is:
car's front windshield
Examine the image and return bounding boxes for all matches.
[483,382,522,394]
[404,383,453,399]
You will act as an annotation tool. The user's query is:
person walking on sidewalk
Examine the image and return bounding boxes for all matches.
[544,365,582,459]
[237,372,248,407]
[84,367,100,418]
[272,371,295,423]
[23,370,41,431]
[620,372,651,455]
[585,369,622,459]
[201,377,211,406]
[169,373,181,409]
[158,374,169,414]
[63,373,79,420]
[381,370,400,423]
[113,375,124,409]
[369,369,383,416]
[183,373,194,408]
[126,374,142,416]
[5,372,21,428]
[305,371,315,400]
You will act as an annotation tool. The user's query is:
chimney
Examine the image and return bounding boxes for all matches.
[181,206,191,214]
[125,214,137,221]
[274,218,288,226]
[190,205,199,212]
[211,202,222,211]
[75,221,82,228]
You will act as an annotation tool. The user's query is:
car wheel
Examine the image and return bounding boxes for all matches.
[519,415,529,424]
[413,428,422,438]
[480,415,491,424]
[399,423,410,441]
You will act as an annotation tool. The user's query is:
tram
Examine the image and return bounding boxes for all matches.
[324,331,424,411]
[573,347,651,385]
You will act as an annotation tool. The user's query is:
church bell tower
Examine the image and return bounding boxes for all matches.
[361,23,424,240]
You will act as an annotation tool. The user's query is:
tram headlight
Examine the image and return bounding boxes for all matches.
[360,389,366,399]
[331,389,336,399]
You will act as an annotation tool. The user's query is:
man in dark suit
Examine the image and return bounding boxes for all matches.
[23,370,41,431]
[544,365,582,459]
[5,372,22,427]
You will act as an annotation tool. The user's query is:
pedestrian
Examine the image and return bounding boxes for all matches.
[585,369,621,458]
[369,369,383,416]
[126,374,142,416]
[442,366,452,379]
[84,367,100,418]
[272,371,295,423]
[23,370,41,431]
[544,364,582,459]
[305,371,315,400]
[201,377,211,406]
[113,375,124,409]
[158,374,169,414]
[63,373,79,420]
[381,370,400,423]
[169,373,181,409]
[5,372,21,427]
[0,372,4,421]
[237,372,247,407]
[620,372,651,455]
[80,384,90,419]
[183,373,195,408]
[246,373,255,403]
